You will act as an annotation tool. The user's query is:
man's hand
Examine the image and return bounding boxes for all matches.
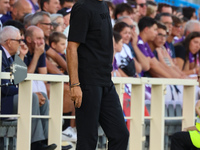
[19,41,28,60]
[131,30,138,47]
[34,40,44,56]
[36,92,46,107]
[70,86,82,108]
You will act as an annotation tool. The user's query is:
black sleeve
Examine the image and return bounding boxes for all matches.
[153,50,158,60]
[68,3,91,43]
[45,44,50,52]
[174,45,186,61]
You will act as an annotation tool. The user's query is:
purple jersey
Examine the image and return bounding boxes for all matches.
[189,52,195,63]
[112,57,118,71]
[164,42,172,58]
[137,36,155,58]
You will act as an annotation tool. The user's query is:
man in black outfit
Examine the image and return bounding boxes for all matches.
[66,0,129,149]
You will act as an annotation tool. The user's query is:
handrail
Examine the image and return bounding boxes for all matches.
[0,50,198,150]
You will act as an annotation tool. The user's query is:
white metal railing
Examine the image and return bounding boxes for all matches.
[0,50,198,150]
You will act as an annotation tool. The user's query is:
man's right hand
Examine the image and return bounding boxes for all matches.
[70,86,82,108]
[34,40,44,56]
[35,92,46,107]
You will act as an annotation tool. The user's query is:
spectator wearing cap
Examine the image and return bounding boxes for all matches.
[59,0,75,8]
[57,7,71,38]
[40,0,60,14]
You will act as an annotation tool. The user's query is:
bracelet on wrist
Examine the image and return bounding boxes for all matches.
[70,82,80,88]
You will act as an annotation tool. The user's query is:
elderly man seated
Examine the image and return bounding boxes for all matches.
[0,26,57,150]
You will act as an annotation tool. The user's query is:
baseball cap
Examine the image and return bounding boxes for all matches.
[57,7,72,16]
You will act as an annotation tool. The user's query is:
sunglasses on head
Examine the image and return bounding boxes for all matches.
[138,3,147,7]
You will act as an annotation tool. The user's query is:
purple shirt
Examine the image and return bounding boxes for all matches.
[164,42,172,57]
[137,36,155,58]
[174,36,185,44]
[112,57,118,71]
[189,52,195,63]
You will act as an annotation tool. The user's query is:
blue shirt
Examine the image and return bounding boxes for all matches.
[24,51,46,73]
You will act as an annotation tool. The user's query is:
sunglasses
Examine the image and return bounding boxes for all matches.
[138,3,147,8]
[40,22,53,26]
[5,39,24,43]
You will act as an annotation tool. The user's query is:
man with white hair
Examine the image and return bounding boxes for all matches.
[184,20,200,36]
[0,26,57,150]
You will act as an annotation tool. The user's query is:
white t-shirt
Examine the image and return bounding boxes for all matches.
[115,43,133,67]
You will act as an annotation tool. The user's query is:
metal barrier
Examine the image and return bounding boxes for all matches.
[0,51,198,150]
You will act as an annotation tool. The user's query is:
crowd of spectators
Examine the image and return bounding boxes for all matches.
[0,0,200,149]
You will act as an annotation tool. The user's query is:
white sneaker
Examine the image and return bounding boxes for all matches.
[62,126,77,142]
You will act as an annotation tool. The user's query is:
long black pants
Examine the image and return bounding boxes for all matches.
[171,132,198,150]
[75,82,129,150]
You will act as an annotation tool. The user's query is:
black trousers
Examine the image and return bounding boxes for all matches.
[171,132,198,150]
[75,82,129,150]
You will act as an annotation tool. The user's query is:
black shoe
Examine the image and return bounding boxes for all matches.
[31,141,57,150]
[39,143,57,150]
[62,145,72,150]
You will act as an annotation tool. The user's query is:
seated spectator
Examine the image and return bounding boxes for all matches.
[182,7,197,20]
[115,16,150,72]
[127,1,140,23]
[3,20,25,39]
[136,0,147,19]
[49,31,67,74]
[168,15,183,44]
[149,22,185,78]
[0,0,32,23]
[114,22,142,77]
[146,1,157,18]
[40,0,60,14]
[157,3,172,14]
[0,26,57,150]
[170,100,200,150]
[57,7,71,39]
[28,0,40,13]
[138,16,175,78]
[156,13,176,60]
[50,14,66,32]
[106,1,115,27]
[114,3,133,20]
[30,11,68,74]
[174,17,188,44]
[48,32,76,142]
[174,32,200,75]
[112,31,124,77]
[23,13,33,29]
